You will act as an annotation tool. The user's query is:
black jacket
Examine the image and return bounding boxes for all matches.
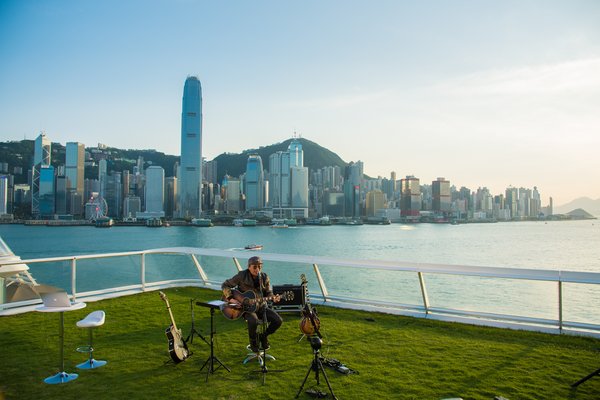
[221,269,273,299]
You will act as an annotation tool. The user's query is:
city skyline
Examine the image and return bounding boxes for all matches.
[1,1,599,205]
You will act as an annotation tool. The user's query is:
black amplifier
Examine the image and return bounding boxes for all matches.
[272,284,306,311]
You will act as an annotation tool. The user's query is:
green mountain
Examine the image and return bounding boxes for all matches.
[214,138,347,183]
[1,138,348,185]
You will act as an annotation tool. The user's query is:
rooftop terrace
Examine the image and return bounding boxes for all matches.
[1,286,599,399]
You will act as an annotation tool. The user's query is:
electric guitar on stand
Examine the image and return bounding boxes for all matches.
[159,291,189,363]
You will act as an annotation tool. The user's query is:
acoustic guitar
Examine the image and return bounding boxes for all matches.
[159,291,189,363]
[220,289,294,320]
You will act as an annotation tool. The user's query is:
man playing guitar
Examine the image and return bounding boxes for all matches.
[221,256,283,352]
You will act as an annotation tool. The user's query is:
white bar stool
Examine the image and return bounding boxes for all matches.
[76,310,107,369]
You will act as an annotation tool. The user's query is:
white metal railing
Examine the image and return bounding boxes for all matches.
[1,247,599,337]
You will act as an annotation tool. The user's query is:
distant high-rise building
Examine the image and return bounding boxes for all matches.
[105,172,122,219]
[145,166,165,213]
[34,132,51,166]
[31,132,52,217]
[343,161,363,218]
[98,159,107,198]
[55,176,68,215]
[290,166,309,218]
[0,176,8,214]
[178,76,203,218]
[245,155,264,211]
[366,190,385,217]
[400,175,421,219]
[505,187,518,219]
[223,175,241,214]
[432,177,451,213]
[123,196,141,219]
[66,142,85,216]
[165,177,177,218]
[203,159,218,185]
[38,165,55,218]
[269,139,308,218]
[269,151,290,210]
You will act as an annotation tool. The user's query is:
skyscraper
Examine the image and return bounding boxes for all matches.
[66,142,85,216]
[269,139,308,218]
[400,175,421,220]
[343,161,363,218]
[145,166,165,213]
[31,132,51,217]
[178,76,203,218]
[432,177,451,213]
[245,155,264,211]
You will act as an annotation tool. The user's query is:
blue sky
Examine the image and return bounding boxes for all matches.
[1,1,599,205]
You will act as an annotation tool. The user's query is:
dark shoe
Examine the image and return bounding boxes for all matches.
[259,333,270,350]
[249,340,259,353]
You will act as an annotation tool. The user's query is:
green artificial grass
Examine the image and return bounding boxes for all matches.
[1,287,599,399]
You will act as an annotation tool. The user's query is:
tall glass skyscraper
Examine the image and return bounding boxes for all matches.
[245,155,264,211]
[32,132,51,217]
[66,142,85,216]
[178,76,203,218]
[145,166,165,213]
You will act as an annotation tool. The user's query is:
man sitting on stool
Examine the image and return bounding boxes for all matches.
[222,256,283,352]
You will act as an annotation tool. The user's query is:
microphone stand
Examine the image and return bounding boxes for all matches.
[252,271,283,384]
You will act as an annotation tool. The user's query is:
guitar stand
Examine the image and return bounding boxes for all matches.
[186,298,208,347]
[572,367,600,387]
[295,348,337,400]
[199,305,230,382]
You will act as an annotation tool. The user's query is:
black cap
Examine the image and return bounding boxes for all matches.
[248,256,263,265]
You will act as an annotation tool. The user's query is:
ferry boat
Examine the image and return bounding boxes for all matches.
[95,217,114,228]
[244,244,263,251]
[233,218,257,227]
[146,218,163,227]
[191,218,213,227]
[306,216,331,226]
[271,218,289,228]
[336,218,363,226]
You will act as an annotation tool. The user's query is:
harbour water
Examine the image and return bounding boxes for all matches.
[1,220,599,325]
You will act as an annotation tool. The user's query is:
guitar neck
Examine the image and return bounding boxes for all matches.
[249,294,278,305]
[165,301,178,331]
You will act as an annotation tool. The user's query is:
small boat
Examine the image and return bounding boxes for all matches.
[244,244,263,251]
[271,223,288,228]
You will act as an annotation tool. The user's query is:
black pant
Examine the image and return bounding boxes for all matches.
[244,307,283,343]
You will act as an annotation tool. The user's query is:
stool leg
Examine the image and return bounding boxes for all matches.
[77,328,107,369]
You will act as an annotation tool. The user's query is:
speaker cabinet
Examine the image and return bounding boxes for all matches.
[272,284,305,311]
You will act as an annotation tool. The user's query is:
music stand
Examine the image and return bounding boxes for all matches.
[186,298,208,346]
[196,300,230,381]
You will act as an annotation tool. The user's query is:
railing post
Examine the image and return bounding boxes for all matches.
[141,253,146,291]
[418,272,430,314]
[558,280,563,333]
[312,264,329,301]
[191,254,209,285]
[71,258,77,301]
[233,257,243,272]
